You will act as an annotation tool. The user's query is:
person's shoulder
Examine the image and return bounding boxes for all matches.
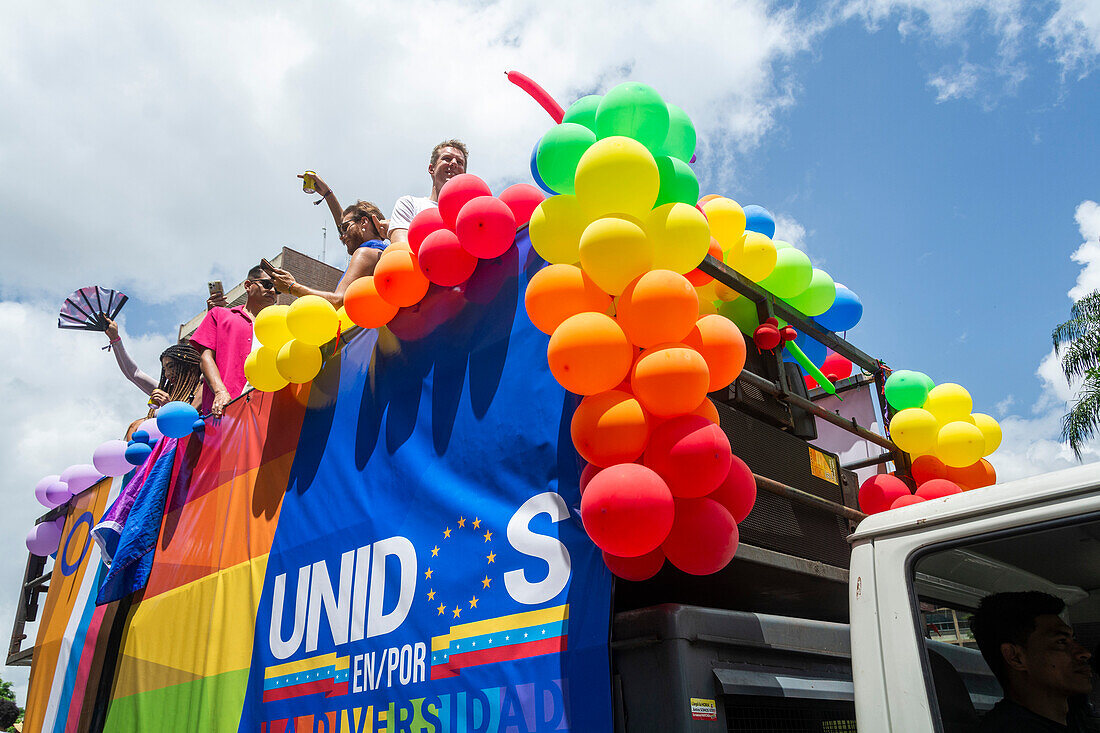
[979,700,1067,732]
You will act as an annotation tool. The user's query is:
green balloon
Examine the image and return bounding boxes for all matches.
[654,155,699,207]
[595,82,670,154]
[658,103,696,162]
[884,370,935,411]
[536,123,596,195]
[773,240,794,250]
[783,268,836,317]
[718,297,761,336]
[562,95,602,133]
[760,247,813,298]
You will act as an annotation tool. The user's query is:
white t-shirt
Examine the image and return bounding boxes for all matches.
[389,196,437,231]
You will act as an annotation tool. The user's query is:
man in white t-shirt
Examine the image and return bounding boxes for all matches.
[388,139,469,245]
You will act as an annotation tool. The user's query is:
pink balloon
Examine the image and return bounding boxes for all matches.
[408,207,447,254]
[418,229,478,286]
[61,463,102,495]
[34,474,60,508]
[662,497,739,576]
[437,174,492,229]
[890,494,928,510]
[915,479,963,500]
[602,547,665,581]
[44,480,70,507]
[26,522,63,556]
[498,183,545,227]
[858,474,911,514]
[93,440,132,477]
[580,463,675,558]
[456,196,516,259]
[644,415,732,498]
[707,455,756,523]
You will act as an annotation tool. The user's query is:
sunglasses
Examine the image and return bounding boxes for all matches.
[250,279,276,291]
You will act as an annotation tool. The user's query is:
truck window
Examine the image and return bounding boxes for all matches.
[909,515,1100,732]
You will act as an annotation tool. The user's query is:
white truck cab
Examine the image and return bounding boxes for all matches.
[850,463,1100,731]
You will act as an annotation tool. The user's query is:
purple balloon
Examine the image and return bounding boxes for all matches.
[93,440,132,477]
[53,516,67,532]
[60,463,102,495]
[44,480,70,507]
[137,418,164,444]
[26,522,63,556]
[34,474,61,508]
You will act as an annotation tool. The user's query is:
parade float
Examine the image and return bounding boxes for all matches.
[12,76,1003,732]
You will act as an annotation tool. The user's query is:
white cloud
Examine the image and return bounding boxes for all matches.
[1043,0,1100,79]
[773,213,809,251]
[928,63,981,101]
[1068,200,1100,300]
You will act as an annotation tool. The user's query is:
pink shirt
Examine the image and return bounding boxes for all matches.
[191,306,255,415]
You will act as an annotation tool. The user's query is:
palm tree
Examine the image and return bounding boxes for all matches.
[1052,290,1100,458]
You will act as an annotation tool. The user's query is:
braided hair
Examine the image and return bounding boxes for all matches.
[145,343,203,417]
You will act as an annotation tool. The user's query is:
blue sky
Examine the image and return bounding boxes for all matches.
[1,0,1099,698]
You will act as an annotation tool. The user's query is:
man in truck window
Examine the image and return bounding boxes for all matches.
[971,591,1096,731]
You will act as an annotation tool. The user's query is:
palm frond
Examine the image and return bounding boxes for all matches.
[1059,330,1100,381]
[1053,290,1100,353]
[1062,373,1100,460]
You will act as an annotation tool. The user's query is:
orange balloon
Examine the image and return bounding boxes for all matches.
[685,238,722,287]
[691,397,720,425]
[681,314,747,392]
[631,343,711,418]
[547,313,634,395]
[524,264,612,336]
[374,249,430,307]
[343,276,399,328]
[616,270,699,348]
[697,194,721,206]
[947,459,997,490]
[570,390,652,467]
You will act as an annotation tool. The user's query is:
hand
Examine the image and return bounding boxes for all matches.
[104,316,119,342]
[370,215,390,242]
[207,292,228,310]
[149,389,171,407]
[270,267,297,295]
[298,172,331,197]
[211,389,232,418]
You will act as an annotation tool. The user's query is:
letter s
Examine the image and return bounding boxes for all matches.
[504,492,571,605]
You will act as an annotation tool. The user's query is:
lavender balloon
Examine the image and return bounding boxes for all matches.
[44,480,70,507]
[60,464,103,495]
[34,474,61,508]
[26,522,63,556]
[137,418,164,444]
[93,440,132,477]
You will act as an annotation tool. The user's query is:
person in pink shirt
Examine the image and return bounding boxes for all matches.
[191,264,277,417]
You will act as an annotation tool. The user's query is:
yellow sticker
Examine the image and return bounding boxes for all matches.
[808,446,840,485]
[690,698,717,721]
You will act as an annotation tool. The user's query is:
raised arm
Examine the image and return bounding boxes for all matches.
[270,242,384,308]
[300,173,343,229]
[104,317,157,396]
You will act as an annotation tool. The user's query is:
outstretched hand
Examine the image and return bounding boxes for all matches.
[270,267,297,295]
[298,172,331,198]
[104,316,119,342]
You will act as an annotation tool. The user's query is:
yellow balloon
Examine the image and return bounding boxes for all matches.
[714,281,740,301]
[971,412,1002,455]
[695,280,719,302]
[529,195,588,264]
[698,298,718,316]
[286,295,338,346]
[335,306,355,334]
[578,216,653,296]
[253,305,293,349]
[702,197,746,253]
[644,203,710,273]
[924,383,972,424]
[889,408,939,456]
[937,420,986,468]
[244,346,289,392]
[276,339,322,384]
[727,231,777,282]
[573,136,659,220]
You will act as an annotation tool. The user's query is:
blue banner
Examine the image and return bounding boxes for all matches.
[239,234,614,732]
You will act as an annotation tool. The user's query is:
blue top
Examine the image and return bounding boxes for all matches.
[359,238,387,253]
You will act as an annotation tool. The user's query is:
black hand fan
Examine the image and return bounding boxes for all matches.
[57,286,129,331]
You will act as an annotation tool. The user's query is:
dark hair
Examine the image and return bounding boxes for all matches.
[248,264,266,280]
[342,200,383,222]
[430,139,468,167]
[971,591,1066,686]
[0,698,19,728]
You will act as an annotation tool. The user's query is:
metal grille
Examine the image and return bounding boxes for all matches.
[726,699,857,732]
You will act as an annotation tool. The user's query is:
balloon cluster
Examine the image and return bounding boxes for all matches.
[525,82,757,580]
[243,178,545,392]
[856,370,1003,514]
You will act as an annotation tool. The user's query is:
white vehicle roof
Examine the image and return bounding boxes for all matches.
[848,462,1100,544]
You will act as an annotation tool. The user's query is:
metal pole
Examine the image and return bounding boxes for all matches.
[753,474,867,523]
[842,453,894,471]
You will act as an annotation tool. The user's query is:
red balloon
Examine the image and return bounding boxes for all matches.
[579,463,600,496]
[455,196,517,259]
[644,415,732,498]
[417,229,478,286]
[685,238,723,286]
[438,174,492,228]
[911,454,949,485]
[890,494,928,510]
[408,207,447,255]
[822,352,853,382]
[498,183,545,227]
[580,464,675,557]
[915,479,963,500]
[753,324,782,351]
[662,498,739,575]
[859,474,911,514]
[707,454,756,523]
[946,458,996,490]
[602,547,665,581]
